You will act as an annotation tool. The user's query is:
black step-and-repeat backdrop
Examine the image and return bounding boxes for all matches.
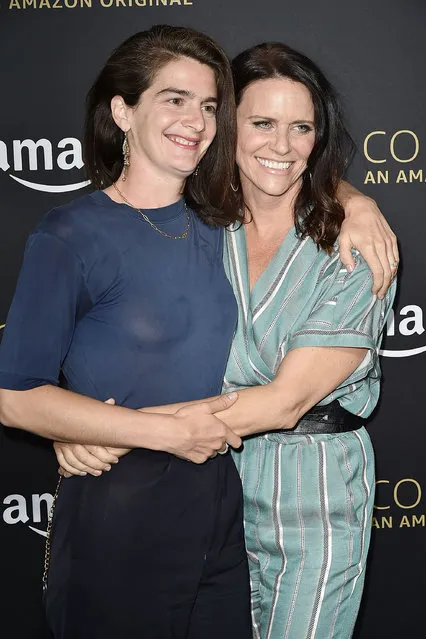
[1,1,425,637]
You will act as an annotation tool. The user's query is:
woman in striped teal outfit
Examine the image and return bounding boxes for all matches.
[53,41,397,639]
[216,42,396,638]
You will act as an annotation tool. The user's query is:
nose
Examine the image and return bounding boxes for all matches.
[270,128,290,156]
[182,104,205,133]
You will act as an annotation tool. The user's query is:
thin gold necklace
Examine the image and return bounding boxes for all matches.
[112,182,190,240]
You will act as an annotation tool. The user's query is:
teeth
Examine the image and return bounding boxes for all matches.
[256,158,292,170]
[168,136,198,146]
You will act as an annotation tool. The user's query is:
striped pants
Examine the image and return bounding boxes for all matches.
[232,427,375,639]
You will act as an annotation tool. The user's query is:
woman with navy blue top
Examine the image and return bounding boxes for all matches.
[0,26,250,639]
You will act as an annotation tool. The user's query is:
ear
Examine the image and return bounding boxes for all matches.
[111,95,131,133]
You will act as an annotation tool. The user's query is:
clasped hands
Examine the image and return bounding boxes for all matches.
[54,394,239,478]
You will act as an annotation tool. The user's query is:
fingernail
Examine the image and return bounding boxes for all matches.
[94,471,102,477]
[345,264,354,273]
[226,392,237,401]
[105,465,111,471]
[79,472,87,476]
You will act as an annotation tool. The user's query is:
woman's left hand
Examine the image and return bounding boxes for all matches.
[55,397,130,477]
[338,194,398,299]
[56,442,128,477]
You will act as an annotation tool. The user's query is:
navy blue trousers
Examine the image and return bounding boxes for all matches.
[44,449,251,639]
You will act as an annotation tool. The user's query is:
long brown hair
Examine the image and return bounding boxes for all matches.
[230,42,355,250]
[84,25,239,227]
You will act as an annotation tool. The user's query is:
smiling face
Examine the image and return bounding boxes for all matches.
[123,56,218,180]
[236,77,316,200]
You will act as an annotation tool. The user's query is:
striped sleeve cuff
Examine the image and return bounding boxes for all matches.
[287,329,377,353]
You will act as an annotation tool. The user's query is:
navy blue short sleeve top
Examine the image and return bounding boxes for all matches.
[0,191,237,409]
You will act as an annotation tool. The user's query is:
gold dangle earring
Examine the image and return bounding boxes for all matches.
[122,132,130,181]
[230,165,239,192]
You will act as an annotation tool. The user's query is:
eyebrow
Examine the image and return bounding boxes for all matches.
[155,87,217,103]
[249,115,314,125]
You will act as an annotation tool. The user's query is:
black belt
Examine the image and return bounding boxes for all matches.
[277,400,364,435]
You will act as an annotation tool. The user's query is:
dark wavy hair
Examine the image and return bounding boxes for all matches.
[84,25,238,226]
[230,42,355,250]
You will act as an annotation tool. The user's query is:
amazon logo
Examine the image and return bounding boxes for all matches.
[380,304,426,358]
[2,492,52,538]
[0,137,90,193]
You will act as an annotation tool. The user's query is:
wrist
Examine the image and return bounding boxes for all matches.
[143,413,178,453]
[344,194,375,218]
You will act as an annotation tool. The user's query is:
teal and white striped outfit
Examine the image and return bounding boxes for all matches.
[223,224,395,639]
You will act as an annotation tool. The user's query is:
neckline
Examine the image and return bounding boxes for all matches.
[236,223,296,303]
[91,190,186,224]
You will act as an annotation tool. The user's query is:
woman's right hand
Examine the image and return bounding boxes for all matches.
[164,393,241,464]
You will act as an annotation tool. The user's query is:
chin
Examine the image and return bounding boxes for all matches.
[166,159,196,173]
[258,181,293,196]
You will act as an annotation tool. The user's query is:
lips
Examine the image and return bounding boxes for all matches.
[256,157,293,170]
[165,134,200,149]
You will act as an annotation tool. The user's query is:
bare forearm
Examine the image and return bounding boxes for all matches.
[141,396,220,415]
[213,347,367,437]
[140,384,299,437]
[0,385,170,450]
[210,384,298,437]
[336,180,365,208]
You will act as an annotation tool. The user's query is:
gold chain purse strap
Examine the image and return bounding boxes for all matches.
[42,476,62,591]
